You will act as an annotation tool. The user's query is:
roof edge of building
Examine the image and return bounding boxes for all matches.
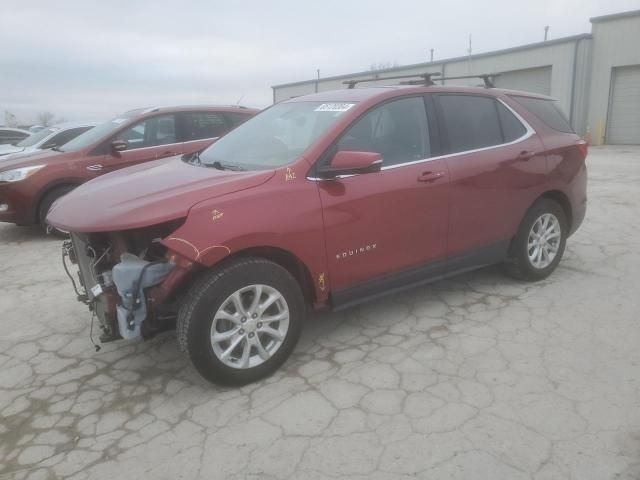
[590,9,640,23]
[272,33,592,89]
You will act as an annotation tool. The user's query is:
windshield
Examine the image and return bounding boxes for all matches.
[199,101,356,169]
[16,127,58,147]
[60,115,135,152]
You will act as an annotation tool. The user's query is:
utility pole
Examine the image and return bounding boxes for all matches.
[430,48,434,62]
[315,69,320,93]
[544,26,549,41]
[467,34,473,76]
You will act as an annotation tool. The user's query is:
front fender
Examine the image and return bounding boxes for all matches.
[161,166,329,303]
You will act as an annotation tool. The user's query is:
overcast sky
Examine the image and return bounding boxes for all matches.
[1,0,638,125]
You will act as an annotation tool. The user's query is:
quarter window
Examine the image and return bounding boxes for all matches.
[511,96,573,133]
[496,102,527,142]
[181,112,229,141]
[337,97,430,166]
[114,115,176,150]
[438,95,503,153]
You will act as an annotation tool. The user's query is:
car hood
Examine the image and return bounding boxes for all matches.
[0,145,24,157]
[3,147,41,160]
[0,148,71,169]
[47,156,276,232]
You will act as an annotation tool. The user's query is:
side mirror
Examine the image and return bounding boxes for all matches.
[318,151,382,179]
[111,139,128,153]
[41,141,57,150]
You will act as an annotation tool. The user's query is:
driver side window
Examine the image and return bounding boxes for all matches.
[114,115,176,150]
[337,97,430,166]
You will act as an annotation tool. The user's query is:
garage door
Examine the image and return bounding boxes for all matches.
[493,66,552,95]
[607,65,640,145]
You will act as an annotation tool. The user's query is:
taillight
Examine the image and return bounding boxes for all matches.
[575,139,588,159]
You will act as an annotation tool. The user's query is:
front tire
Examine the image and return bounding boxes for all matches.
[505,198,567,281]
[39,186,74,237]
[177,257,305,386]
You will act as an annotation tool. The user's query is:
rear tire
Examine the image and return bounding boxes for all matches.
[504,198,567,281]
[38,186,75,237]
[177,257,305,386]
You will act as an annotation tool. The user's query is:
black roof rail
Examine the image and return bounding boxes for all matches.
[401,73,496,88]
[344,72,442,89]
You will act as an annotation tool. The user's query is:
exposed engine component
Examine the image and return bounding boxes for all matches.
[112,253,175,340]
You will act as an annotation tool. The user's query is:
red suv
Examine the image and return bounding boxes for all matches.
[48,79,587,385]
[0,105,257,233]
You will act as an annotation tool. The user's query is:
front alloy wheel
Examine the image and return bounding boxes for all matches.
[211,285,290,369]
[177,257,304,385]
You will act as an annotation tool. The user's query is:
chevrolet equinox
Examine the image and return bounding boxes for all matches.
[48,81,587,385]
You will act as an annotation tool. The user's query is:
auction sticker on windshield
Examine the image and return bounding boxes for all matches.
[314,103,355,112]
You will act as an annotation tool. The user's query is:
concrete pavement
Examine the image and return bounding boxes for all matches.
[1,146,639,479]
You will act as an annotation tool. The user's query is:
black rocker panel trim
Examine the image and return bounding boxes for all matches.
[330,240,510,311]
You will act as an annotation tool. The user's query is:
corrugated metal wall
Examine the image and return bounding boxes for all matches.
[273,12,640,143]
[273,37,584,131]
[588,14,640,144]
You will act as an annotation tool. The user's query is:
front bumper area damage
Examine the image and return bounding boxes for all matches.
[63,227,194,343]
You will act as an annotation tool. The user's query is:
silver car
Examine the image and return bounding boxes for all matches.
[0,127,30,146]
[0,121,97,159]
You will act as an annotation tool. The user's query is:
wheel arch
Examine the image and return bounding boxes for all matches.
[216,246,316,306]
[508,189,573,258]
[537,190,573,231]
[34,180,82,223]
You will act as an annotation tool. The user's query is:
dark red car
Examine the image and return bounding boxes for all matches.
[48,80,587,385]
[0,105,257,233]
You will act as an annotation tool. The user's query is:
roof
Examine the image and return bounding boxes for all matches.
[124,105,259,115]
[272,34,592,89]
[0,127,30,133]
[283,85,554,104]
[591,9,640,23]
[50,120,101,129]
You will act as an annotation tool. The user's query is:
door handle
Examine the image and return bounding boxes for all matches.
[517,150,536,161]
[417,171,445,183]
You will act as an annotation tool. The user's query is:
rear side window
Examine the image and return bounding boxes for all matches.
[511,96,573,133]
[181,112,229,141]
[438,95,503,153]
[496,102,527,142]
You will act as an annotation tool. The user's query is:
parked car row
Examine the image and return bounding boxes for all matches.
[1,80,588,386]
[0,127,31,146]
[0,122,97,159]
[0,105,257,233]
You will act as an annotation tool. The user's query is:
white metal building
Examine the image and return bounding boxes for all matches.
[272,10,640,145]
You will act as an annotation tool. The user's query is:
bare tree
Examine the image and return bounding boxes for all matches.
[37,111,55,127]
[4,111,19,127]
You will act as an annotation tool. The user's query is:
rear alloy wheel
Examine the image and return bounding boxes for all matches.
[38,186,74,238]
[527,213,562,269]
[177,258,304,385]
[505,198,567,281]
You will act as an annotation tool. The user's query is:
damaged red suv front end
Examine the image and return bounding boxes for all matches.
[52,155,275,343]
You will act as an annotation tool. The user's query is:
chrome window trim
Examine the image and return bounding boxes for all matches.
[182,136,219,145]
[117,136,219,153]
[306,98,534,181]
[116,142,180,153]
